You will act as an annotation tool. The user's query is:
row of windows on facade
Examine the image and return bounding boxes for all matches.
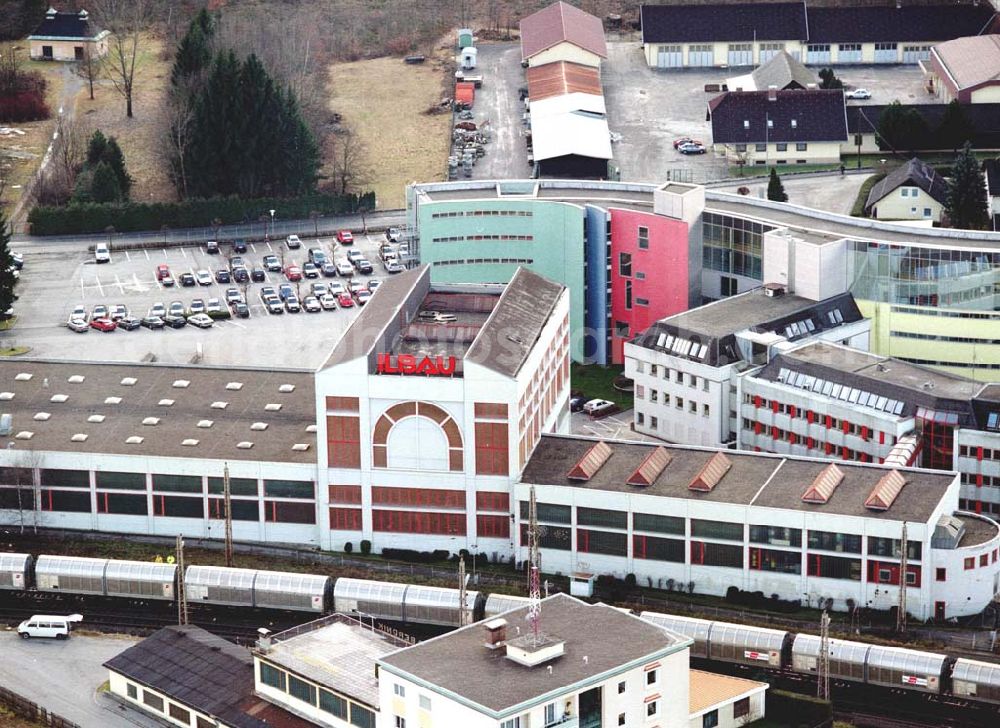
[432,258,535,267]
[958,446,1000,461]
[637,390,711,418]
[959,497,1000,516]
[522,504,923,557]
[329,508,510,538]
[634,361,713,390]
[260,662,375,728]
[743,419,887,463]
[430,234,534,243]
[430,210,534,219]
[733,142,810,153]
[0,468,313,497]
[125,682,213,728]
[744,395,902,443]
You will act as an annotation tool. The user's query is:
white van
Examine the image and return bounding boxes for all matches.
[95,243,111,263]
[17,614,83,640]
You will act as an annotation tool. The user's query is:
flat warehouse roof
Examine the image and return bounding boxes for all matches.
[531,112,613,162]
[0,359,316,463]
[527,61,603,101]
[521,434,955,522]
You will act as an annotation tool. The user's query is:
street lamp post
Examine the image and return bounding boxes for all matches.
[269,209,276,242]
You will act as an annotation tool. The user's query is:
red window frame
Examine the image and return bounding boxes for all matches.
[476,514,509,539]
[935,567,946,582]
[329,507,362,531]
[475,491,510,512]
[372,487,465,508]
[328,484,362,504]
[372,510,466,535]
[475,422,509,476]
[965,557,975,570]
[327,415,361,468]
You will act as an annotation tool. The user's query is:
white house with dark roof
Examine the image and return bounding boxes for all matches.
[520,1,608,68]
[865,158,948,222]
[28,8,109,61]
[515,434,1000,620]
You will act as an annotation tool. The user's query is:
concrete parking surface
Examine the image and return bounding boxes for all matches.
[571,409,660,442]
[0,630,161,728]
[5,233,396,368]
[468,43,533,180]
[714,171,873,216]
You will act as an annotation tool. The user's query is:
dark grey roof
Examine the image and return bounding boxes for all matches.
[104,626,312,728]
[0,359,316,463]
[865,158,948,212]
[983,159,1000,197]
[641,3,807,44]
[847,103,1000,149]
[709,89,847,144]
[632,288,863,367]
[520,434,956,523]
[379,594,685,715]
[755,341,985,425]
[807,4,996,44]
[29,10,104,39]
[466,267,565,377]
[751,51,816,91]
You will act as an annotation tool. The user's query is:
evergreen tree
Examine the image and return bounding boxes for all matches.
[818,68,843,90]
[937,100,975,151]
[171,23,212,87]
[877,101,930,152]
[90,161,122,203]
[86,130,108,166]
[100,136,132,200]
[186,50,242,197]
[945,142,989,230]
[767,168,788,202]
[0,205,16,319]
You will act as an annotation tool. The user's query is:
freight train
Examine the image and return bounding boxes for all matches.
[3,552,1000,707]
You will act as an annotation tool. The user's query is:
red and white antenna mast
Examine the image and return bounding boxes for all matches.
[528,485,541,637]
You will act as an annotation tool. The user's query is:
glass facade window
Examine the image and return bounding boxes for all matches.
[749,547,801,574]
[519,501,571,524]
[577,529,627,556]
[152,474,202,493]
[868,536,922,560]
[351,704,376,728]
[808,530,862,553]
[39,469,89,488]
[633,513,684,535]
[95,471,146,490]
[577,507,627,529]
[260,663,286,690]
[749,525,801,547]
[207,476,258,496]
[690,541,742,567]
[289,675,317,706]
[633,535,684,562]
[320,690,348,718]
[263,479,313,499]
[691,519,743,541]
[701,212,770,280]
[807,554,861,580]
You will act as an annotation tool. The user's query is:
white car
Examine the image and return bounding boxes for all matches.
[188,313,214,328]
[582,398,616,415]
[206,297,223,314]
[319,294,337,310]
[69,305,88,323]
[18,614,83,639]
[327,281,346,296]
[94,243,110,263]
[303,296,322,313]
[845,88,871,99]
[286,234,302,249]
[335,260,354,276]
[196,269,213,286]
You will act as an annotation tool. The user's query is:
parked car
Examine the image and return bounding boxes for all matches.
[189,299,207,314]
[250,267,266,282]
[67,319,89,333]
[278,283,295,301]
[179,272,196,287]
[264,297,284,315]
[10,252,23,269]
[285,264,303,282]
[286,234,302,249]
[233,302,250,318]
[385,260,405,274]
[196,269,213,286]
[327,281,346,296]
[188,313,214,328]
[69,305,88,322]
[92,304,109,320]
[385,227,401,243]
[18,614,83,640]
[308,248,328,266]
[140,316,165,329]
[118,316,142,331]
[149,303,167,318]
[583,398,616,416]
[109,304,128,321]
[232,266,249,283]
[338,293,355,308]
[215,269,231,284]
[225,288,243,305]
[319,294,337,310]
[285,296,301,313]
[678,142,706,155]
[569,395,586,412]
[168,301,185,317]
[346,249,363,263]
[232,238,248,253]
[845,88,872,99]
[205,298,223,314]
[95,243,110,263]
[310,282,329,297]
[336,230,354,245]
[672,137,702,149]
[367,279,382,293]
[355,290,372,306]
[303,262,320,279]
[335,259,354,276]
[349,280,365,295]
[263,254,282,272]
[164,314,187,328]
[321,262,338,278]
[353,258,373,274]
[303,296,322,313]
[156,264,174,286]
[206,241,220,254]
[260,286,277,301]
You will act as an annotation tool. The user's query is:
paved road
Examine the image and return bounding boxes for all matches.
[0,630,162,728]
[471,43,532,180]
[713,170,872,216]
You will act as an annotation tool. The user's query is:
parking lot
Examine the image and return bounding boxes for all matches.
[6,232,397,368]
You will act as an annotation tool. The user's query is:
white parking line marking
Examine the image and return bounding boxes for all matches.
[80,277,85,299]
[162,248,168,259]
[266,242,273,251]
[144,249,150,260]
[94,276,104,297]
[250,243,257,253]
[114,274,124,294]
[181,247,187,259]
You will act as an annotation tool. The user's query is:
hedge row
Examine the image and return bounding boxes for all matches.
[28,191,377,236]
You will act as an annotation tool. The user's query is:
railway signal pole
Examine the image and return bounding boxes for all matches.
[458,555,469,627]
[176,535,189,626]
[818,610,831,701]
[897,521,908,634]
[223,463,234,568]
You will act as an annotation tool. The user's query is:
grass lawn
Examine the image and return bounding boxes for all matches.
[571,363,633,409]
[849,172,883,216]
[0,316,18,331]
[74,33,175,204]
[0,346,30,356]
[327,54,451,210]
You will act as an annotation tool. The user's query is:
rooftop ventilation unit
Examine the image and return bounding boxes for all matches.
[306,424,318,433]
[627,447,672,487]
[15,431,33,440]
[865,470,907,511]
[182,439,199,447]
[142,417,160,426]
[226,382,244,391]
[33,412,51,421]
[802,463,845,504]
[125,436,144,445]
[211,401,228,410]
[15,373,32,382]
[567,441,613,481]
[763,283,785,298]
[120,377,137,386]
[265,403,282,412]
[158,399,175,407]
[71,433,88,442]
[0,392,13,401]
[292,443,310,452]
[279,384,296,393]
[172,380,190,389]
[68,375,85,384]
[483,618,508,650]
[50,394,68,403]
[237,441,254,449]
[105,396,122,405]
[87,414,106,423]
[197,420,214,428]
[504,632,566,668]
[688,452,732,492]
[251,422,268,431]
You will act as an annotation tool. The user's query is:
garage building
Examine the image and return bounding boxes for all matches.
[926,35,1000,104]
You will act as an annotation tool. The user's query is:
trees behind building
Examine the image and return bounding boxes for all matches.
[945,142,989,230]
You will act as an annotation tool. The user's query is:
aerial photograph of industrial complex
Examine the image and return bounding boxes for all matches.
[5,0,1000,726]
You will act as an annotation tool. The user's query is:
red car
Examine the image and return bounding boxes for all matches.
[337,293,355,308]
[155,264,174,286]
[336,230,354,245]
[90,317,117,332]
[672,137,703,149]
[284,265,303,282]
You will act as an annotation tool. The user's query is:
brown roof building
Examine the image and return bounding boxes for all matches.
[928,34,1000,103]
[520,1,607,67]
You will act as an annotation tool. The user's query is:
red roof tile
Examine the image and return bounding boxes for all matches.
[520,2,607,61]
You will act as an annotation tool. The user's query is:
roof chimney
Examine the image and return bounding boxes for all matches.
[764,283,786,297]
[768,85,778,101]
[256,627,272,653]
[483,618,508,651]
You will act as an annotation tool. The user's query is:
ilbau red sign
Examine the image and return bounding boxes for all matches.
[376,354,457,376]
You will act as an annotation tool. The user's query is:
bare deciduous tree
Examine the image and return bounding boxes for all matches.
[330,126,368,196]
[158,95,195,199]
[74,44,99,101]
[92,0,149,118]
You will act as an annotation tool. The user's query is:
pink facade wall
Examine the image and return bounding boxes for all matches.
[609,208,689,364]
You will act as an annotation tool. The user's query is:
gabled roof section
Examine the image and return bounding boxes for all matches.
[802,463,845,504]
[627,446,673,487]
[520,1,608,61]
[865,470,908,511]
[641,2,807,44]
[29,9,105,40]
[865,157,947,212]
[526,60,603,101]
[932,35,1000,92]
[688,452,732,492]
[568,440,613,480]
[751,51,816,91]
[710,89,848,144]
